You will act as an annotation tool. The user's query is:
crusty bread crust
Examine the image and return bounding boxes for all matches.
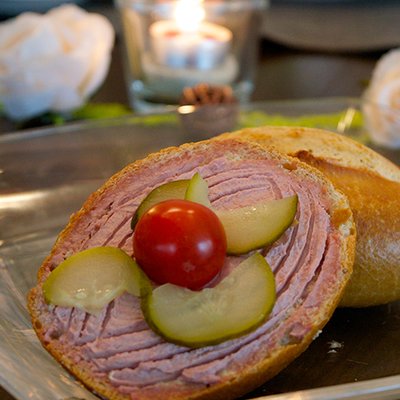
[28,137,355,400]
[220,126,400,307]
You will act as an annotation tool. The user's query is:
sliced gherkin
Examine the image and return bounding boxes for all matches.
[142,253,276,347]
[131,179,190,229]
[132,172,298,254]
[219,195,298,254]
[43,246,149,315]
[185,172,212,208]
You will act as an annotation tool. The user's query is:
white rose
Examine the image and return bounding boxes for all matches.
[0,4,114,121]
[362,48,400,148]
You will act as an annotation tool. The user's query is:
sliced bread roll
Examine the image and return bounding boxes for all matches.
[220,126,400,307]
[28,138,355,400]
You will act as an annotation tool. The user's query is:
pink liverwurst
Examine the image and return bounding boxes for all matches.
[31,143,346,400]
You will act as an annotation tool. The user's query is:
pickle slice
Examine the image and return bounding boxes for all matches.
[185,172,298,254]
[185,172,212,208]
[132,173,298,255]
[143,253,276,347]
[43,247,148,315]
[219,195,298,254]
[131,179,190,229]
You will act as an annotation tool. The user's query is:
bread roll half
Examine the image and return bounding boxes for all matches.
[28,138,355,399]
[220,126,400,307]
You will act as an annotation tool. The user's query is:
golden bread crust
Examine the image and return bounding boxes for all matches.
[221,126,400,307]
[28,137,355,399]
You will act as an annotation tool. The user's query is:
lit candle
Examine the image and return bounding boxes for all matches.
[150,0,232,70]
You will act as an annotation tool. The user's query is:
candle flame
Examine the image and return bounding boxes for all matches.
[174,0,205,33]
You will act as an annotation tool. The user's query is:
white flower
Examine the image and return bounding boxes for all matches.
[362,48,400,148]
[0,4,114,121]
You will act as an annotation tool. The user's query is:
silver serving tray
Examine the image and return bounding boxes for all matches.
[1,98,399,400]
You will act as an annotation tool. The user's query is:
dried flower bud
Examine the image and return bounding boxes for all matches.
[180,83,237,106]
[178,83,238,140]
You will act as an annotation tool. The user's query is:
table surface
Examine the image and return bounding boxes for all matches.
[0,1,395,399]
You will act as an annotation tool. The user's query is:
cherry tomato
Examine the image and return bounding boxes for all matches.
[133,199,227,290]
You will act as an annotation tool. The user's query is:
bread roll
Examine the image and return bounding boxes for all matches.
[220,126,400,307]
[28,138,355,399]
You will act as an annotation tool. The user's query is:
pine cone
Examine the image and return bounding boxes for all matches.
[180,83,237,106]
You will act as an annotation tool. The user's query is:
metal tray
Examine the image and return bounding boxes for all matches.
[1,98,399,400]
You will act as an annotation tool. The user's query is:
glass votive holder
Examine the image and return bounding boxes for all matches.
[115,0,268,113]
